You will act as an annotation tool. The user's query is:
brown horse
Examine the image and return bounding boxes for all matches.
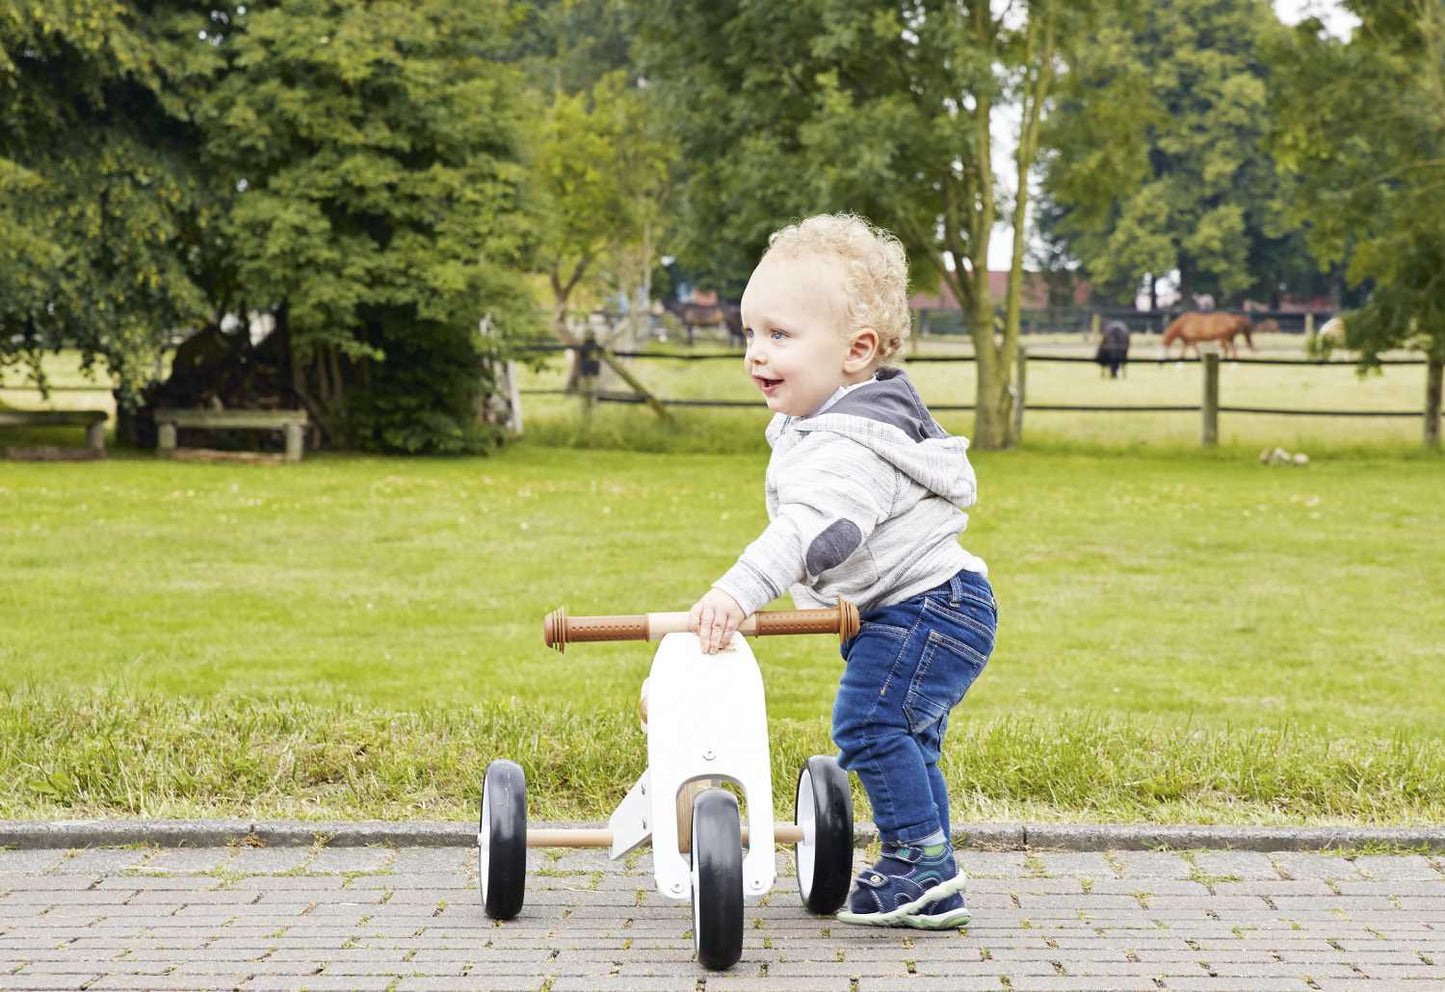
[1162,312,1269,358]
[661,299,744,347]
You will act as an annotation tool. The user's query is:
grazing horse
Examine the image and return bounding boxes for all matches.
[1317,316,1345,345]
[662,298,744,347]
[1095,320,1131,378]
[1162,312,1267,358]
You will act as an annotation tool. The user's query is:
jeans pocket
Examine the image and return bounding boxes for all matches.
[901,628,988,735]
[924,594,997,642]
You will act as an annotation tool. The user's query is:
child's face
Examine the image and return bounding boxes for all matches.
[740,251,863,417]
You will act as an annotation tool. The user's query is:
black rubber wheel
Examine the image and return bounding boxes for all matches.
[690,788,744,970]
[479,759,527,919]
[794,755,854,914]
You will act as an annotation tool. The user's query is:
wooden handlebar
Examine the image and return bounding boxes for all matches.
[544,598,860,653]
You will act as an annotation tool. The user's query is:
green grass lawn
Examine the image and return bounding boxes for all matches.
[2,440,1442,825]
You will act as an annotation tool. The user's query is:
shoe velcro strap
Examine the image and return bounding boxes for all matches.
[882,845,923,865]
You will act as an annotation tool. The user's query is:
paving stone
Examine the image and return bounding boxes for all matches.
[1034,852,1117,878]
[1334,881,1445,897]
[389,849,474,875]
[0,851,67,874]
[1351,855,1443,882]
[1272,853,1366,881]
[957,851,1029,877]
[51,850,152,875]
[137,848,234,874]
[90,977,250,990]
[227,848,313,874]
[1110,851,1193,878]
[1190,851,1280,880]
[241,979,394,991]
[395,981,541,992]
[306,847,396,874]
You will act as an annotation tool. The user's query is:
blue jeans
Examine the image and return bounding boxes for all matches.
[831,569,997,846]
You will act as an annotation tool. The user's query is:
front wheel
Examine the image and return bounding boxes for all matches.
[794,755,853,914]
[479,759,527,919]
[690,788,743,970]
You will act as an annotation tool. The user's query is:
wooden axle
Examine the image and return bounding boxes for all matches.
[544,597,859,653]
[525,824,804,848]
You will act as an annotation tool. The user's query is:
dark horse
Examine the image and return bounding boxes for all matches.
[1095,320,1131,378]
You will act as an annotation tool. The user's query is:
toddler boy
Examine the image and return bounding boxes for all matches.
[688,213,997,929]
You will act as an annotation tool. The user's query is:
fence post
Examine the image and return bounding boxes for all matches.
[1090,311,1100,343]
[1012,343,1027,441]
[579,336,600,421]
[1305,312,1315,345]
[1201,351,1219,446]
[1426,357,1443,450]
[505,359,523,435]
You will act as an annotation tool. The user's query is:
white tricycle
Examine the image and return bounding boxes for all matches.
[478,600,860,970]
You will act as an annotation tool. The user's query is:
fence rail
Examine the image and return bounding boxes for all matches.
[525,342,1443,447]
[514,344,1428,367]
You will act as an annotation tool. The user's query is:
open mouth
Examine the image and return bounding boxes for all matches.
[753,374,783,395]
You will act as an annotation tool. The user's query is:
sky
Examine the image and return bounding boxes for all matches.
[983,0,1359,285]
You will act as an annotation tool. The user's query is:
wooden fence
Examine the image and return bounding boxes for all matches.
[520,342,1444,449]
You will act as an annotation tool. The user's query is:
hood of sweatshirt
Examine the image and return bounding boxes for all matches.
[768,367,977,508]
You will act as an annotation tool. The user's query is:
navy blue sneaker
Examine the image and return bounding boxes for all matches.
[835,841,967,927]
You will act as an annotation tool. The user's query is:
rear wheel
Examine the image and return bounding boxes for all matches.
[689,788,744,970]
[794,755,853,914]
[479,759,527,919]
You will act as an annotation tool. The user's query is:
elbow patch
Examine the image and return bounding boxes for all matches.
[806,519,863,575]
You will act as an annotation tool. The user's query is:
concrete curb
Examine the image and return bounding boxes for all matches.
[3,819,1441,852]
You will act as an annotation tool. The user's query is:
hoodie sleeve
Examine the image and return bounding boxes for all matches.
[713,434,896,616]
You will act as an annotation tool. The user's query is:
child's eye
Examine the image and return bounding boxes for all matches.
[771,329,786,340]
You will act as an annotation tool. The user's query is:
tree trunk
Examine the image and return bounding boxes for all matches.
[970,282,1012,450]
[999,7,1054,451]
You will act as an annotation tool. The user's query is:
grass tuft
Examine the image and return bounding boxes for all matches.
[2,687,1440,825]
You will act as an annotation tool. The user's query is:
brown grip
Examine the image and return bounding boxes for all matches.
[752,598,860,642]
[544,607,647,653]
[544,598,859,653]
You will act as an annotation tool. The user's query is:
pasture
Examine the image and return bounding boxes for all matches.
[2,434,1442,825]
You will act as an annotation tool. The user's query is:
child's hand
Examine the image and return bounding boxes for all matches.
[688,589,746,655]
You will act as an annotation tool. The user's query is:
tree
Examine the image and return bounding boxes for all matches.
[0,2,214,407]
[1039,0,1315,307]
[1271,0,1445,447]
[636,0,1073,448]
[187,0,540,452]
[514,0,676,416]
[531,70,672,339]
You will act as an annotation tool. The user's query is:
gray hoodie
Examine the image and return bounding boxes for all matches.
[714,367,987,617]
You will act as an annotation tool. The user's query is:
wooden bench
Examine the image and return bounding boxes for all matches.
[154,408,309,463]
[0,410,107,454]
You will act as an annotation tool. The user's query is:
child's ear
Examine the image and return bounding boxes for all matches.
[844,327,880,372]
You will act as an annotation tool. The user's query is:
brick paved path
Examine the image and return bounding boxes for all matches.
[2,842,1443,991]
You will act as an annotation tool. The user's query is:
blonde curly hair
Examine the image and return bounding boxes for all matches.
[763,212,912,364]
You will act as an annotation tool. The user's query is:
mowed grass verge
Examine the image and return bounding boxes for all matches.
[1,441,1442,824]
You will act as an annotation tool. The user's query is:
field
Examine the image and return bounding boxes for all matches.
[1,338,1442,826]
